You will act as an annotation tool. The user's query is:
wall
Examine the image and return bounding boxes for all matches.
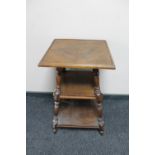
[26,0,129,94]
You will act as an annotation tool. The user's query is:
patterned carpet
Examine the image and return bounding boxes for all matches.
[26,93,129,155]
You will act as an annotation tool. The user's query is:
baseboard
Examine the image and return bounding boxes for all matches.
[26,91,129,100]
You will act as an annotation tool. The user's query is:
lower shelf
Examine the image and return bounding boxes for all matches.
[57,100,99,129]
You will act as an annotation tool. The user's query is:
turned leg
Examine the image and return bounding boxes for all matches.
[53,68,62,133]
[53,90,60,133]
[93,69,104,135]
[96,91,104,135]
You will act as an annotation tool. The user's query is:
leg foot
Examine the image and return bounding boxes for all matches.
[99,130,104,135]
[52,116,58,133]
[53,128,57,134]
[98,118,104,135]
[98,118,104,134]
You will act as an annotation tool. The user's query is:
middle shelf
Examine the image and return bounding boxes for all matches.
[60,71,96,100]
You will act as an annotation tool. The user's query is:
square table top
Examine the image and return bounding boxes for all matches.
[39,39,115,69]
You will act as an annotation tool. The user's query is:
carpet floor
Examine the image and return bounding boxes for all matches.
[26,93,129,155]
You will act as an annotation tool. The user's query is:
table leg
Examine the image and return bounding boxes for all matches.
[93,69,104,134]
[53,68,62,133]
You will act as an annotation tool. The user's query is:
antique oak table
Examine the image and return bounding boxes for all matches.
[39,39,115,134]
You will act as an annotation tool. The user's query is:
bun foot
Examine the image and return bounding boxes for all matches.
[53,128,57,134]
[99,130,104,135]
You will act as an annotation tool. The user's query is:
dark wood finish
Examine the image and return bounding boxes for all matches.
[60,71,96,100]
[57,100,99,128]
[39,39,115,69]
[93,69,104,134]
[53,68,62,133]
[38,39,116,134]
[53,69,104,134]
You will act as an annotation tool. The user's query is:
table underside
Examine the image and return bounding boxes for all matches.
[52,69,104,134]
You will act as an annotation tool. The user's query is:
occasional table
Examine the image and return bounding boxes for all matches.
[39,39,115,134]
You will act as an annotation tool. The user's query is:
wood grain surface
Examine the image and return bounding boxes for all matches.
[57,100,99,128]
[60,71,96,100]
[39,39,115,69]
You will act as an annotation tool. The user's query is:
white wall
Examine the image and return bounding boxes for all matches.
[26,0,129,94]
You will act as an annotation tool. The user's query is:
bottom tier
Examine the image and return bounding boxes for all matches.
[57,100,99,128]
